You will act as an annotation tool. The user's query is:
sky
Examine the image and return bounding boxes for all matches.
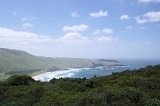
[0,0,160,59]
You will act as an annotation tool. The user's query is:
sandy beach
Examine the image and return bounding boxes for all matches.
[32,68,85,81]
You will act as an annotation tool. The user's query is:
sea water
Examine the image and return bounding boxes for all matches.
[33,59,160,81]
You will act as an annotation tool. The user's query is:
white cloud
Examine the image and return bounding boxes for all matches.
[93,28,116,43]
[126,26,133,29]
[62,24,89,32]
[89,10,108,18]
[144,11,160,21]
[21,17,37,21]
[95,36,117,43]
[22,23,33,28]
[21,17,28,21]
[0,27,53,45]
[71,12,79,18]
[139,0,160,3]
[135,16,148,24]
[55,32,90,44]
[93,28,113,35]
[120,15,131,20]
[135,11,160,24]
[55,32,117,44]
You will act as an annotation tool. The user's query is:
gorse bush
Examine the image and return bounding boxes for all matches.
[7,75,35,86]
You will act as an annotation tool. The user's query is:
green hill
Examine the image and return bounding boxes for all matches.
[0,48,119,80]
[0,48,53,73]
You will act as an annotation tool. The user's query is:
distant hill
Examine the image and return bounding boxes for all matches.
[0,48,119,80]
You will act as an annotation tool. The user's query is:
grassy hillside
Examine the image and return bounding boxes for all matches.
[0,48,53,72]
[0,65,160,105]
[0,48,119,80]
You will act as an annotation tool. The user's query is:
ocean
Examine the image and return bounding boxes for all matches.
[33,59,160,81]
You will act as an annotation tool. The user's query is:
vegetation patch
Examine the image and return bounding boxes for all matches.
[5,69,41,75]
[0,65,160,105]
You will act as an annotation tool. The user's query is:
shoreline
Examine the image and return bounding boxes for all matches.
[31,65,129,82]
[32,68,88,81]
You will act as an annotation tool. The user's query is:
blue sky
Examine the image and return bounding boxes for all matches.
[0,0,160,59]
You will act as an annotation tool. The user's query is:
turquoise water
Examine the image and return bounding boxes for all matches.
[71,66,128,78]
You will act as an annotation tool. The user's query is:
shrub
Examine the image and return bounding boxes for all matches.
[145,98,160,106]
[7,75,35,86]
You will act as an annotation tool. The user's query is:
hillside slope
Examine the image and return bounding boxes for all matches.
[0,48,119,79]
[0,48,53,73]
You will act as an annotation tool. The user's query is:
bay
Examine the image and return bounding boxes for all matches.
[33,59,160,81]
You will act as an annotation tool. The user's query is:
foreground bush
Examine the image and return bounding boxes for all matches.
[7,75,35,86]
[0,65,160,105]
